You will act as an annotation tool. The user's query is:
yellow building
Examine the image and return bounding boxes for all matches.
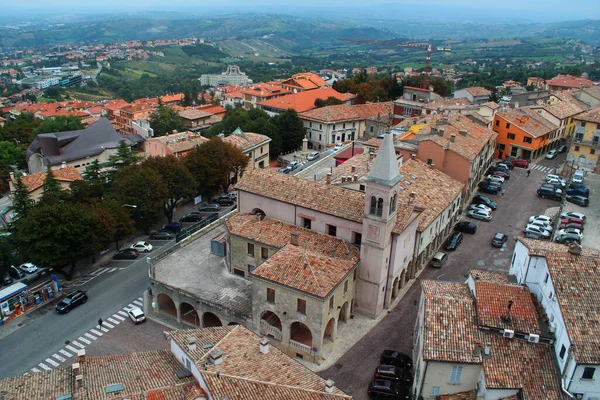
[569,105,600,171]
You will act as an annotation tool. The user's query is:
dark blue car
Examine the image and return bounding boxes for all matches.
[566,186,589,198]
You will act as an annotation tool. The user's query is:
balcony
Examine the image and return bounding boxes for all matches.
[289,339,312,353]
[260,319,283,341]
[574,138,600,148]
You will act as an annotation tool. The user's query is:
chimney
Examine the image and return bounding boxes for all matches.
[483,342,492,358]
[187,336,197,351]
[459,130,468,136]
[568,242,582,255]
[450,134,456,142]
[438,129,444,137]
[209,347,223,365]
[61,161,67,169]
[325,379,335,394]
[259,337,270,354]
[77,349,86,364]
[72,362,80,376]
[353,174,358,182]
[369,152,376,161]
[75,374,84,390]
[351,166,356,173]
[290,232,299,246]
[326,173,331,185]
[410,153,416,158]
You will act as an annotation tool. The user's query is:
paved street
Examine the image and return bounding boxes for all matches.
[319,163,565,400]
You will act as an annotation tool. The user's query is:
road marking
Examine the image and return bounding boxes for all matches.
[52,354,66,363]
[90,329,103,337]
[118,310,128,317]
[113,313,126,321]
[94,268,108,276]
[84,332,97,340]
[78,337,91,345]
[38,363,51,371]
[66,345,79,353]
[100,327,109,333]
[107,317,120,325]
[45,358,60,367]
[137,297,143,301]
[103,321,114,329]
[127,303,136,310]
[133,300,143,307]
[105,267,118,272]
[59,349,72,358]
[72,341,85,349]
[30,367,40,373]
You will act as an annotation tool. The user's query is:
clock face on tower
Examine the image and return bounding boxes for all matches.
[367,224,381,242]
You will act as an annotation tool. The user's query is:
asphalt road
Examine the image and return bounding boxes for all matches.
[0,238,174,378]
[319,162,564,400]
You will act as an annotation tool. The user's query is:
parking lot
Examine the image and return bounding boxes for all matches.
[320,163,564,399]
[564,170,599,250]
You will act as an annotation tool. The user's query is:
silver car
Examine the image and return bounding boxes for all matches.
[307,151,320,161]
[524,225,551,239]
[468,209,492,221]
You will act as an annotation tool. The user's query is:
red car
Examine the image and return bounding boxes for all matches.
[512,159,529,168]
[559,222,584,232]
[561,217,584,226]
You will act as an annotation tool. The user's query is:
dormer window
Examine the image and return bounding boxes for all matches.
[370,196,383,217]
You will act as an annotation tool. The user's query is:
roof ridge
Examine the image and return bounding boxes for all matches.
[201,371,352,398]
[196,325,240,364]
[300,248,325,293]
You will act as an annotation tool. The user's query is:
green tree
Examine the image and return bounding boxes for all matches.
[273,110,306,153]
[488,87,500,103]
[69,180,104,205]
[34,115,84,135]
[14,202,100,279]
[0,141,25,168]
[0,112,41,146]
[314,96,344,108]
[113,165,168,233]
[185,137,249,196]
[84,159,104,185]
[39,167,65,206]
[0,236,17,276]
[96,199,136,249]
[10,176,34,222]
[149,104,185,136]
[142,155,196,223]
[106,140,142,183]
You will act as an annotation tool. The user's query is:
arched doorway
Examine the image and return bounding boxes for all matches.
[260,311,283,340]
[157,293,177,318]
[180,302,199,326]
[391,277,399,299]
[227,322,239,326]
[202,312,222,327]
[400,270,407,288]
[339,302,349,323]
[290,321,313,348]
[323,318,336,342]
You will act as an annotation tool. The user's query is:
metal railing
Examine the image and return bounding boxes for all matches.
[175,213,220,242]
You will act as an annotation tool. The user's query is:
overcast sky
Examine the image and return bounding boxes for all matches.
[4,0,600,22]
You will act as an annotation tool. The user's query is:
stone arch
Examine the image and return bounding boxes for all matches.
[400,269,407,288]
[227,321,239,326]
[250,208,266,218]
[391,276,400,299]
[290,321,313,347]
[157,293,177,318]
[202,312,222,328]
[339,302,350,323]
[370,196,383,217]
[180,302,199,326]
[323,317,336,342]
[260,310,282,329]
[389,192,397,214]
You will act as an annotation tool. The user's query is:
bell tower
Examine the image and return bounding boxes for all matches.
[355,132,403,317]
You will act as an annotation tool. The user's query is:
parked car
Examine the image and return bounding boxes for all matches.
[199,203,221,212]
[307,151,320,161]
[559,222,584,232]
[479,183,500,195]
[524,230,548,240]
[545,174,566,187]
[545,149,558,159]
[374,365,413,385]
[566,187,589,198]
[529,220,552,231]
[558,228,582,238]
[491,170,510,180]
[537,185,562,201]
[380,350,413,369]
[445,232,463,251]
[472,195,497,210]
[529,215,553,224]
[560,212,586,221]
[572,169,585,184]
[555,232,582,244]
[127,306,146,324]
[131,241,153,253]
[8,266,25,280]
[557,145,568,153]
[500,160,514,169]
[180,213,204,223]
[287,161,299,170]
[566,195,589,207]
[114,248,140,260]
[560,217,584,226]
[367,379,410,399]
[468,209,492,221]
[468,204,493,214]
[19,263,38,274]
[491,232,508,248]
[162,222,183,233]
[430,251,448,268]
[455,221,477,234]
[150,231,175,240]
[277,167,290,174]
[220,192,237,200]
[55,290,88,314]
[486,175,504,184]
[523,225,551,239]
[478,180,501,191]
[496,162,512,170]
[216,197,235,206]
[512,159,529,168]
[2,273,13,286]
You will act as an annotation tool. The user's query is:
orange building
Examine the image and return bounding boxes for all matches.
[492,107,560,161]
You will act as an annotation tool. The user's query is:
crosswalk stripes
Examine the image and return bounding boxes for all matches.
[30,367,40,373]
[52,354,66,363]
[107,317,120,325]
[133,300,143,307]
[117,310,128,317]
[90,329,103,337]
[72,340,85,349]
[113,313,126,321]
[84,332,97,340]
[45,358,60,367]
[103,321,114,329]
[78,336,92,345]
[531,164,553,173]
[66,344,79,353]
[59,349,72,358]
[38,362,51,371]
[127,303,136,310]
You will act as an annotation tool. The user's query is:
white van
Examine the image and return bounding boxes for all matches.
[573,170,585,184]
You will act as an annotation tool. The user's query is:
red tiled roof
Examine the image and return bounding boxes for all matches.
[179,109,211,120]
[575,104,600,124]
[258,88,355,113]
[160,93,184,104]
[403,86,430,93]
[463,87,492,97]
[222,130,271,152]
[495,107,558,138]
[299,102,393,123]
[282,72,329,90]
[17,167,83,193]
[103,99,130,111]
[547,74,593,89]
[197,105,227,115]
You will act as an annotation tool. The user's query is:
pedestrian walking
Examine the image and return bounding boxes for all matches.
[501,188,505,197]
[98,318,103,330]
[527,169,531,177]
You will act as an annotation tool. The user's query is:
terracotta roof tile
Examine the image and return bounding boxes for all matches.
[547,74,593,89]
[469,269,514,285]
[258,88,355,113]
[464,87,492,97]
[115,382,206,400]
[542,100,585,120]
[0,367,73,399]
[438,391,477,400]
[179,109,211,120]
[160,93,184,103]
[169,326,349,396]
[18,166,83,193]
[481,333,563,400]
[299,102,393,123]
[221,130,271,152]
[575,104,600,124]
[148,131,209,154]
[282,73,329,90]
[475,281,541,334]
[581,86,600,102]
[421,280,480,364]
[495,107,558,138]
